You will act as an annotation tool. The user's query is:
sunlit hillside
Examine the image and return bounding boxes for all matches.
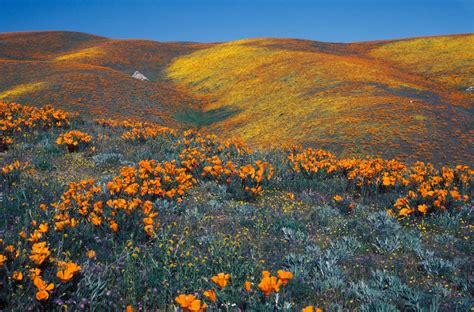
[168,35,474,165]
[1,31,473,165]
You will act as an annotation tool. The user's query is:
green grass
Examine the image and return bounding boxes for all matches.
[174,106,241,127]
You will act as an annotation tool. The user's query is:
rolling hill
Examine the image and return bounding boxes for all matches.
[0,31,211,124]
[0,31,472,165]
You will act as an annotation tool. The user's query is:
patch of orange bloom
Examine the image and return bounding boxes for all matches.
[289,147,472,217]
[175,294,207,312]
[0,101,74,149]
[258,270,293,297]
[56,260,81,283]
[56,130,92,152]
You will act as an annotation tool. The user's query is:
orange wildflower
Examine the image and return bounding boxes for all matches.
[86,250,96,259]
[175,294,208,311]
[12,271,23,281]
[244,280,252,292]
[211,273,230,289]
[277,270,293,285]
[417,204,429,214]
[56,261,81,283]
[33,277,54,301]
[203,289,216,302]
[29,242,51,265]
[258,271,280,296]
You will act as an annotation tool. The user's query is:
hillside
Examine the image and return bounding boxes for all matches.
[0,31,473,165]
[168,35,474,165]
[0,31,212,124]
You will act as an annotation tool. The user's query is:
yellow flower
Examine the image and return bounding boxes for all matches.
[211,273,230,289]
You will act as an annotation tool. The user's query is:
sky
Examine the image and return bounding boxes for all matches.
[0,0,473,42]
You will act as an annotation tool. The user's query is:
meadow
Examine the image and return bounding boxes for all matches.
[0,101,472,311]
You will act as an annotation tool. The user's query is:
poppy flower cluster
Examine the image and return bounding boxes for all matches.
[1,161,28,183]
[177,134,272,197]
[200,157,274,196]
[257,270,293,297]
[176,270,293,310]
[175,273,230,311]
[96,118,176,141]
[175,294,208,312]
[56,130,92,152]
[0,101,73,150]
[289,147,472,217]
[1,227,82,302]
[392,164,472,216]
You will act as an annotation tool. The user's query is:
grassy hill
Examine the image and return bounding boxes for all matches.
[0,31,473,165]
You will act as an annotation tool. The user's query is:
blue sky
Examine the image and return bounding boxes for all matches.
[0,0,472,42]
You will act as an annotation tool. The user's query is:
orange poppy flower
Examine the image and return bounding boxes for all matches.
[33,277,54,301]
[244,281,252,292]
[277,270,293,285]
[12,271,23,281]
[203,289,216,302]
[211,273,230,289]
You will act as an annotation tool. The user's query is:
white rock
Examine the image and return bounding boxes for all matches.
[132,71,149,81]
[466,86,474,92]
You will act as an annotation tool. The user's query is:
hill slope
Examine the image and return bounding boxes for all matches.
[0,31,472,165]
[167,35,474,165]
[0,31,211,123]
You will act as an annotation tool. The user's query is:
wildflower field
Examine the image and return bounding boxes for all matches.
[0,100,472,311]
[1,31,473,165]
